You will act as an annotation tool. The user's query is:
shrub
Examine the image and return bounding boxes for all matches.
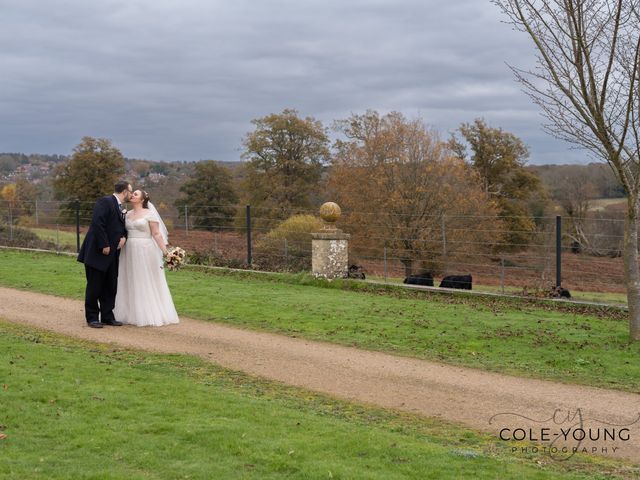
[187,248,247,269]
[255,214,323,272]
[16,215,36,228]
[0,225,57,250]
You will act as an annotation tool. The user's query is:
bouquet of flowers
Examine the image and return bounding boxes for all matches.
[163,246,186,271]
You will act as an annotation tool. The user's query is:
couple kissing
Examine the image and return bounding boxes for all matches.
[77,181,180,328]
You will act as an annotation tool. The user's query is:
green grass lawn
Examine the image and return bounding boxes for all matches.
[0,321,631,479]
[1,249,639,393]
[28,228,82,249]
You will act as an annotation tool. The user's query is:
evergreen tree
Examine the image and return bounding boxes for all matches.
[174,161,238,231]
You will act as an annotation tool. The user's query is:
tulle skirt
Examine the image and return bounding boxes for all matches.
[114,237,179,327]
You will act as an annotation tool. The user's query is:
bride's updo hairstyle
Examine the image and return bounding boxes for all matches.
[142,191,151,209]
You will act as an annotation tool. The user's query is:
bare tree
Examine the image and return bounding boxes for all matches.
[493,0,640,339]
[548,169,599,252]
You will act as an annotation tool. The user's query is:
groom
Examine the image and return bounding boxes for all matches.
[78,181,132,328]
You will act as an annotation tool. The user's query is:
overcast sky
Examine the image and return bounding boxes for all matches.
[0,0,588,164]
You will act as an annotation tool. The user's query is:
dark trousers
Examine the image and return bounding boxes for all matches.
[84,260,119,324]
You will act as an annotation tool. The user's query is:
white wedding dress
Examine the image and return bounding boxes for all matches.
[114,210,180,327]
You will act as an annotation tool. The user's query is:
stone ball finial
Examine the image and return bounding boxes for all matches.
[319,202,341,225]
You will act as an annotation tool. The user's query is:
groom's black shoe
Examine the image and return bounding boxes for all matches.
[102,320,123,326]
[87,321,104,328]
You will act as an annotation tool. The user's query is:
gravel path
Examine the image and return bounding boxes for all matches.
[1,286,639,463]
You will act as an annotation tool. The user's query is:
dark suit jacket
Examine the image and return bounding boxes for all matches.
[77,195,127,272]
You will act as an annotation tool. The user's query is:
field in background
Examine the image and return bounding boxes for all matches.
[28,227,83,248]
[590,198,626,211]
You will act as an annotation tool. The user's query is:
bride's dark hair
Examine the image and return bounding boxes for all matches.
[142,191,150,209]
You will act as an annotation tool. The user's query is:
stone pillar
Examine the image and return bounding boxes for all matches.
[312,202,351,279]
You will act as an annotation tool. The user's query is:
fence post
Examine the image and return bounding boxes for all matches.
[8,207,13,241]
[184,206,189,236]
[384,245,388,283]
[284,238,288,268]
[556,215,562,287]
[500,257,505,294]
[441,215,447,274]
[35,200,39,225]
[75,200,80,253]
[246,205,252,267]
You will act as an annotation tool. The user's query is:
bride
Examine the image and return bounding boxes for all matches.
[114,190,180,326]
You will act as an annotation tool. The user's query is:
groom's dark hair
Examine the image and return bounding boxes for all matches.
[114,181,130,194]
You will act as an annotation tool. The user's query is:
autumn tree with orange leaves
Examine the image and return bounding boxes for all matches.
[327,111,501,276]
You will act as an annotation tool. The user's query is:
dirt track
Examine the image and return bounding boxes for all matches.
[1,286,639,463]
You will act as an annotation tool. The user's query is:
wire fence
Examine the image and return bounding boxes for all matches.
[0,199,628,304]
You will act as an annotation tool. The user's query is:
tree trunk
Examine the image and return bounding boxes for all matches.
[624,196,640,340]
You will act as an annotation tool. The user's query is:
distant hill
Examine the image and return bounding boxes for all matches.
[1,152,624,206]
[529,162,625,199]
[0,153,244,213]
[0,153,67,179]
[0,153,242,180]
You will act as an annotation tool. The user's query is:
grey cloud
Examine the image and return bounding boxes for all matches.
[0,0,587,163]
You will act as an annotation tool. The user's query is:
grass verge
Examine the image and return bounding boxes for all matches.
[0,320,634,479]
